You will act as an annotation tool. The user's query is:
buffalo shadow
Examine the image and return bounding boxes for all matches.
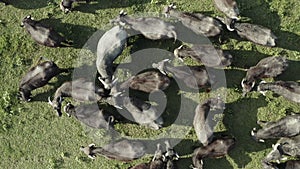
[276,60,300,82]
[2,0,50,9]
[73,0,149,14]
[222,95,272,168]
[38,18,98,49]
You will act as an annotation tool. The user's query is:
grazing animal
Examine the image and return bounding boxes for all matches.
[241,56,288,95]
[21,15,71,47]
[262,135,300,169]
[48,78,107,116]
[119,70,171,93]
[60,0,91,13]
[112,11,177,41]
[192,136,236,169]
[96,25,127,89]
[251,114,300,142]
[19,58,67,101]
[152,59,215,89]
[163,4,222,37]
[258,81,300,103]
[194,97,225,146]
[174,44,232,67]
[63,103,115,129]
[213,0,240,19]
[80,139,146,161]
[164,141,179,169]
[228,19,277,47]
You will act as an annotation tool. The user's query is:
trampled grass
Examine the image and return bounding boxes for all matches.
[0,0,300,169]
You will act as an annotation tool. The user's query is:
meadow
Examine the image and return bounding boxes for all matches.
[0,0,300,168]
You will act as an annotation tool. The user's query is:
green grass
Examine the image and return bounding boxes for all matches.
[1,0,300,168]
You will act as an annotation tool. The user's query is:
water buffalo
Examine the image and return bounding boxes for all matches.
[258,81,300,103]
[241,56,288,95]
[80,139,146,161]
[153,59,215,89]
[164,140,179,169]
[96,25,127,89]
[163,4,222,37]
[192,136,236,169]
[194,97,225,146]
[227,19,277,47]
[60,0,91,13]
[173,44,232,67]
[19,58,67,101]
[251,114,300,142]
[262,135,300,169]
[48,78,107,116]
[63,103,115,129]
[119,70,171,93]
[213,0,240,19]
[112,11,177,41]
[21,15,71,47]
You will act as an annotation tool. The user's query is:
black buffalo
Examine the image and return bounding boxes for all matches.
[19,58,67,101]
[21,15,71,47]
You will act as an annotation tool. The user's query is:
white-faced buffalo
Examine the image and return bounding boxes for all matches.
[228,19,277,47]
[213,0,240,20]
[194,97,225,146]
[60,0,90,13]
[63,103,115,129]
[21,15,71,47]
[192,136,236,169]
[163,4,222,37]
[48,78,107,116]
[251,114,300,142]
[164,140,179,169]
[80,139,146,161]
[153,59,215,89]
[19,58,67,101]
[258,81,300,103]
[119,70,171,93]
[241,56,288,95]
[174,44,232,67]
[96,25,127,90]
[112,11,177,41]
[262,135,300,169]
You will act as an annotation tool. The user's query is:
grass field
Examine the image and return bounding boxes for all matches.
[1,0,300,169]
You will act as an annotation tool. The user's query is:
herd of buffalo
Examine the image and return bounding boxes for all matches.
[2,0,299,168]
